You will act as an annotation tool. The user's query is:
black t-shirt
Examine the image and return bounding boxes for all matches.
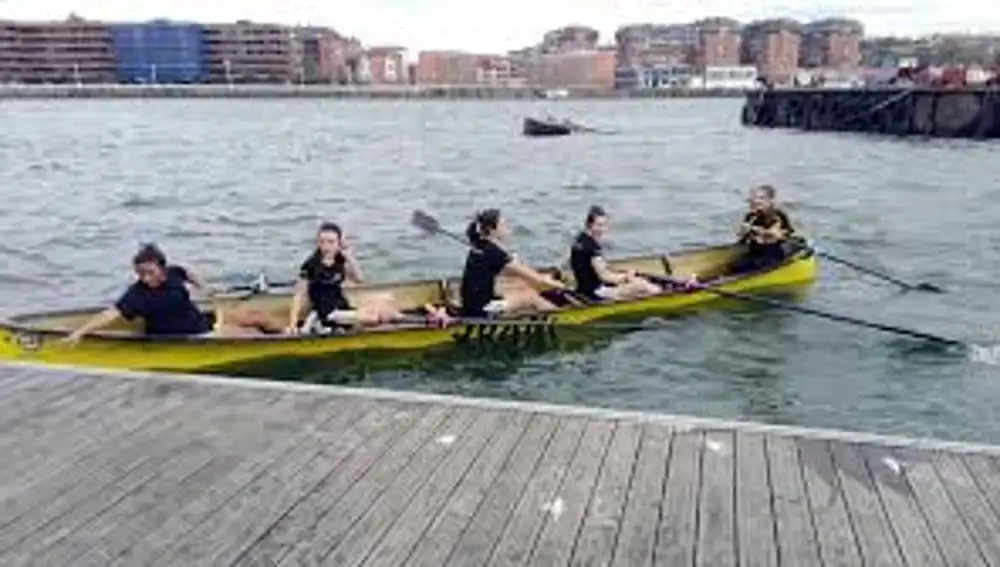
[570,231,604,298]
[299,251,351,318]
[742,208,794,245]
[115,265,211,336]
[459,240,512,316]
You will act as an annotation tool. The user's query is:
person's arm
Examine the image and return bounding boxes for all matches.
[342,251,364,284]
[63,307,123,344]
[286,279,309,332]
[591,256,630,285]
[504,259,565,290]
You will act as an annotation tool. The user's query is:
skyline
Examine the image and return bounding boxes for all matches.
[2,0,999,56]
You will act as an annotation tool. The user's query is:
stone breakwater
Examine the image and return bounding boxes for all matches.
[741,86,1000,139]
[0,84,747,100]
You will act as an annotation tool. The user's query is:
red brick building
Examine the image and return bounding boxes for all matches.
[0,16,114,84]
[742,19,803,84]
[800,18,863,69]
[694,17,741,68]
[204,21,296,83]
[296,27,359,84]
[525,47,616,89]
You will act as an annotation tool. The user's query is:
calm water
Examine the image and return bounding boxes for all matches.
[1,98,999,443]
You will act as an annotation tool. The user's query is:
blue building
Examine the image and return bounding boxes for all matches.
[109,20,206,84]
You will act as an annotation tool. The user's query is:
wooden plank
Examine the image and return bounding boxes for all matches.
[0,386,251,535]
[0,386,284,558]
[327,409,502,566]
[440,414,559,567]
[766,435,821,566]
[796,438,862,567]
[40,398,376,567]
[255,405,471,567]
[653,429,701,566]
[827,440,905,567]
[486,417,587,566]
[271,405,455,566]
[855,443,944,566]
[148,398,381,566]
[523,418,614,566]
[611,424,672,567]
[734,431,777,567]
[107,393,381,567]
[0,379,243,496]
[571,421,641,566]
[892,447,986,566]
[66,454,247,567]
[363,411,531,567]
[229,402,433,567]
[696,429,736,567]
[2,442,218,567]
[0,373,100,430]
[0,379,156,485]
[933,453,1000,564]
[962,454,1000,521]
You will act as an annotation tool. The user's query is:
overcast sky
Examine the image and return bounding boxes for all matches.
[2,0,997,55]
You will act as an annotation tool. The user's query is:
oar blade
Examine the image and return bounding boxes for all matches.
[411,209,442,235]
[914,282,945,293]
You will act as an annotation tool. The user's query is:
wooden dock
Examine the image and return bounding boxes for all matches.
[0,362,998,566]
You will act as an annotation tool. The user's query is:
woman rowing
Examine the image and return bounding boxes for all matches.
[459,209,568,318]
[569,205,663,301]
[734,184,796,273]
[287,222,447,334]
[63,244,280,344]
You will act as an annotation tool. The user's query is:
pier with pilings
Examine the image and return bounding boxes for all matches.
[742,87,1000,139]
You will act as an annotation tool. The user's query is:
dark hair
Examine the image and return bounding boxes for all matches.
[466,208,501,245]
[133,243,166,267]
[585,205,606,227]
[754,185,776,199]
[317,221,342,237]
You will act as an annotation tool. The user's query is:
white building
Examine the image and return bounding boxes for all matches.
[700,66,758,89]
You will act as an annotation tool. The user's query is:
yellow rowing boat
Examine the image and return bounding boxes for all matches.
[0,241,818,373]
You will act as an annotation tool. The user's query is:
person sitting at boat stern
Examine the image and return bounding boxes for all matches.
[733,184,796,273]
[570,206,663,301]
[62,244,280,345]
[288,222,448,334]
[459,209,569,318]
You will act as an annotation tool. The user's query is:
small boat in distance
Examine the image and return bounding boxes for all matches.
[522,116,573,136]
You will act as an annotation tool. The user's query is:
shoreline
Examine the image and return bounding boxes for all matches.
[0,83,749,100]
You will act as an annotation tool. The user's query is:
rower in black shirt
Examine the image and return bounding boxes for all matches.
[63,244,280,344]
[569,206,663,301]
[733,184,796,273]
[287,222,447,333]
[459,208,567,317]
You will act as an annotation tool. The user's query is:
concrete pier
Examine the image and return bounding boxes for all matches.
[742,87,1000,139]
[0,361,998,566]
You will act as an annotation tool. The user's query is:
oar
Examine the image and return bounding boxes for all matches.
[411,209,589,305]
[640,273,963,347]
[411,210,476,249]
[812,246,945,293]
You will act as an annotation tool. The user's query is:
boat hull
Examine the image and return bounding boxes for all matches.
[0,243,818,373]
[523,117,572,136]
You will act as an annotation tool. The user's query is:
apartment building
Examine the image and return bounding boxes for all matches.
[203,21,296,83]
[0,16,114,84]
